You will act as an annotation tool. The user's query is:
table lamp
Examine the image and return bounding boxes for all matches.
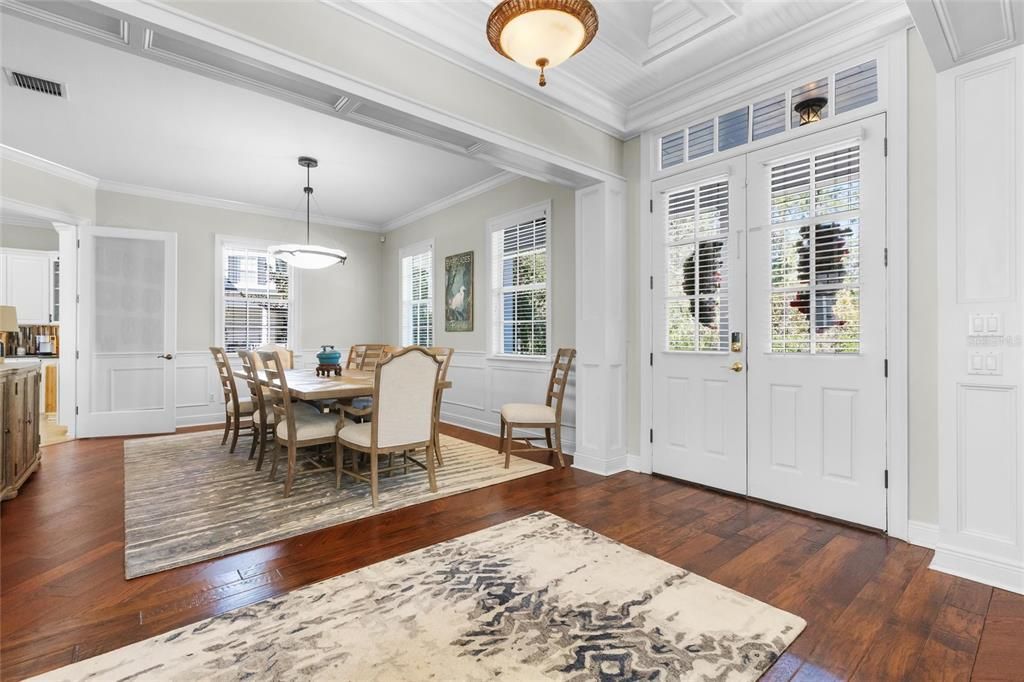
[0,306,18,363]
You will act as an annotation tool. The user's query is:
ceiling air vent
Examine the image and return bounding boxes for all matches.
[4,70,65,98]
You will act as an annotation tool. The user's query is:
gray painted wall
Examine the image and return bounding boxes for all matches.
[95,190,383,352]
[0,224,59,250]
[380,176,575,353]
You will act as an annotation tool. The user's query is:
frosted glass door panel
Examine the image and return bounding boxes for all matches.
[78,227,177,437]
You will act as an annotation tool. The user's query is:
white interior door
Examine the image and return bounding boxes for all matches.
[77,226,177,437]
[652,158,748,493]
[745,115,887,528]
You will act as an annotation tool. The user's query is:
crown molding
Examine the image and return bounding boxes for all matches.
[0,197,87,225]
[384,171,518,231]
[96,179,382,232]
[1,144,101,189]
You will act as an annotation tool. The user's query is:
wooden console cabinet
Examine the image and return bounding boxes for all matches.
[1,365,41,501]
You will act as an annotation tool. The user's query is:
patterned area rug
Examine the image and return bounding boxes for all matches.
[35,512,804,681]
[123,431,550,578]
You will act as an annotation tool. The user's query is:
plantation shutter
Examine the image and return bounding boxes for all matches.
[401,246,433,346]
[222,244,292,352]
[492,212,548,356]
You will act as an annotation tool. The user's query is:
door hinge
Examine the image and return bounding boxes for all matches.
[75,405,79,415]
[649,275,654,290]
[884,358,889,377]
[76,294,80,303]
[649,428,654,443]
[883,137,888,157]
[649,198,654,213]
[649,352,653,366]
[884,469,889,488]
[75,350,79,359]
[884,247,888,267]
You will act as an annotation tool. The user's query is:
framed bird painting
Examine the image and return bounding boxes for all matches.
[445,251,474,332]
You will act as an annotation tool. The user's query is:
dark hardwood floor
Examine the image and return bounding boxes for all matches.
[2,425,1023,681]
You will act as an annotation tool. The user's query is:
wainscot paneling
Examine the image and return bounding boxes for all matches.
[935,45,1024,595]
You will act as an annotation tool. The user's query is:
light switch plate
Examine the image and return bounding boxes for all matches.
[968,313,1002,336]
[967,350,1003,375]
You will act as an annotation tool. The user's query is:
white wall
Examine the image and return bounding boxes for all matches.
[95,190,384,426]
[1,158,96,221]
[933,45,1024,593]
[624,136,643,465]
[0,224,59,250]
[381,176,577,450]
[907,29,940,525]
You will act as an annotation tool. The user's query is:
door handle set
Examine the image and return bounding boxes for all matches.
[729,362,744,373]
[157,354,174,360]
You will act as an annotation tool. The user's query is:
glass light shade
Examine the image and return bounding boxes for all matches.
[269,244,347,270]
[499,9,586,69]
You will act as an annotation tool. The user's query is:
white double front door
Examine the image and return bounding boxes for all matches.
[652,115,887,529]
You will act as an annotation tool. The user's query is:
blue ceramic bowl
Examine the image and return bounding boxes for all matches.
[316,345,342,365]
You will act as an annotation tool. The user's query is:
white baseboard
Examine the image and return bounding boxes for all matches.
[571,452,629,476]
[930,544,1024,595]
[176,414,223,428]
[907,520,940,549]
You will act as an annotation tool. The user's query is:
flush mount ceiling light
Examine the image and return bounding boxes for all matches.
[487,0,598,87]
[270,156,347,270]
[794,96,828,126]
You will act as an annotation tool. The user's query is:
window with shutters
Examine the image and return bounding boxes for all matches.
[220,239,294,353]
[768,143,861,353]
[663,178,730,352]
[401,241,433,346]
[657,58,879,171]
[489,202,550,358]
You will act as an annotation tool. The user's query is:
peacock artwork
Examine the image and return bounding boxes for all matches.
[445,251,474,332]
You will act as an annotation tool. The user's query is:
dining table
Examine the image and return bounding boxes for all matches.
[233,367,452,401]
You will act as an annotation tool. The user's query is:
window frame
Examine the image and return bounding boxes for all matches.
[486,200,553,362]
[399,238,434,347]
[214,234,300,353]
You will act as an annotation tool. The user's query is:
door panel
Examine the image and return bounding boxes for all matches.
[77,226,177,437]
[652,158,747,493]
[746,115,887,528]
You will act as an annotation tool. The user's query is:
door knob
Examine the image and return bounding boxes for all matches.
[729,361,744,373]
[157,354,173,360]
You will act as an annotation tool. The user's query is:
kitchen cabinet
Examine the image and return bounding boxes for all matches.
[0,249,56,324]
[1,365,41,501]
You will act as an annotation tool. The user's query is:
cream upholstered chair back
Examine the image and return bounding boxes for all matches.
[254,344,293,371]
[372,346,441,449]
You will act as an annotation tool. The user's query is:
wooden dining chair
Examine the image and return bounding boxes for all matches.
[210,346,254,454]
[239,350,319,471]
[336,346,442,507]
[427,347,454,466]
[499,347,576,468]
[261,351,341,497]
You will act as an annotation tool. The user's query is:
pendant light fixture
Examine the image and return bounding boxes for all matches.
[269,156,347,270]
[486,0,598,87]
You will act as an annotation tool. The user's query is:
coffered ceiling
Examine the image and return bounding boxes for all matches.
[333,0,911,136]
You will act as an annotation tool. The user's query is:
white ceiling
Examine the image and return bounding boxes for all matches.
[907,0,1024,72]
[0,14,504,229]
[334,0,910,136]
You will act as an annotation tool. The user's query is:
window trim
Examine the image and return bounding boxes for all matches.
[214,234,300,353]
[486,200,553,362]
[399,238,434,347]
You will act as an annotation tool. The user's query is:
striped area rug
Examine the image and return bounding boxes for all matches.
[123,431,550,578]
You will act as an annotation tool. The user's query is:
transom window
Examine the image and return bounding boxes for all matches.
[220,240,293,353]
[663,178,730,352]
[489,203,550,357]
[401,242,433,346]
[769,144,861,353]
